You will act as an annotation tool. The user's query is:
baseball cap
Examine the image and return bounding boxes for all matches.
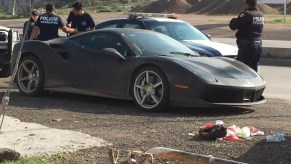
[31,10,38,16]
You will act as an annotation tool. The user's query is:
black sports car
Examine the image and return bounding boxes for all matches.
[12,29,266,112]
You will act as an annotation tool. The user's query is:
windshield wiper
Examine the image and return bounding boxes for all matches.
[170,51,199,57]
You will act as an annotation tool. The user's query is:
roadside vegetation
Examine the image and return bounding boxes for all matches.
[265,18,291,24]
[0,0,133,20]
[0,13,24,20]
[0,152,69,164]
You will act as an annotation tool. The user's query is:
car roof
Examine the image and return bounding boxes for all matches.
[96,28,153,34]
[101,17,185,23]
[0,26,10,32]
[68,28,156,39]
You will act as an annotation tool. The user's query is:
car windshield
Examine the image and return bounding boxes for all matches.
[145,21,209,41]
[124,30,198,57]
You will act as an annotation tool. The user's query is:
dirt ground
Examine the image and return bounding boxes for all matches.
[1,12,291,40]
[1,13,291,163]
[2,91,291,164]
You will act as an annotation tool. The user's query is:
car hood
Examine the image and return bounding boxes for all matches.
[168,56,264,87]
[181,40,238,57]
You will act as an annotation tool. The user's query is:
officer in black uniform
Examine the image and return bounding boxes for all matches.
[229,0,264,72]
[29,4,77,41]
[23,10,39,40]
[66,1,95,36]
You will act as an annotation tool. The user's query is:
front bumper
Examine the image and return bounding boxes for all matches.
[170,82,266,108]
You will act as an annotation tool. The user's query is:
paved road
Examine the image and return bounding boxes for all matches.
[213,38,291,48]
[260,65,291,100]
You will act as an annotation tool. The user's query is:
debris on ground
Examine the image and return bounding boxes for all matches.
[146,147,247,164]
[109,148,153,164]
[0,148,20,161]
[190,120,267,142]
[266,133,285,142]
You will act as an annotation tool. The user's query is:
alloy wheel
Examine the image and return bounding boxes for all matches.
[133,70,164,110]
[17,59,40,94]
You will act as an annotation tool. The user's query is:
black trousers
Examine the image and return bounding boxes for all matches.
[236,40,262,72]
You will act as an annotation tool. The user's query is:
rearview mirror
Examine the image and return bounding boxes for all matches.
[102,48,125,60]
[205,33,211,40]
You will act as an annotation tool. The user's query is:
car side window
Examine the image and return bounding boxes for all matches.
[122,23,142,29]
[151,26,169,35]
[0,32,7,41]
[73,33,128,56]
[99,23,118,29]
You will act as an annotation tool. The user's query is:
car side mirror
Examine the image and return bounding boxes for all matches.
[205,33,211,40]
[102,48,125,60]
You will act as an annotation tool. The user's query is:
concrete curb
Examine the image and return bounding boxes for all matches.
[262,47,291,59]
[260,58,291,67]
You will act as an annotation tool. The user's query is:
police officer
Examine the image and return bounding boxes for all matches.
[229,0,264,72]
[66,1,95,36]
[23,10,39,40]
[29,4,77,41]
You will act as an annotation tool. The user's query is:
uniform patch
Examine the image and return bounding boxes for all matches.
[253,17,264,24]
[239,13,245,17]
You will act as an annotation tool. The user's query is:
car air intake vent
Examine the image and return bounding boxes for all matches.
[49,44,68,59]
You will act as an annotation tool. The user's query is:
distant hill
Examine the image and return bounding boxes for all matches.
[131,0,289,15]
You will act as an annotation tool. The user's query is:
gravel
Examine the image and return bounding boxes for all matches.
[0,90,290,163]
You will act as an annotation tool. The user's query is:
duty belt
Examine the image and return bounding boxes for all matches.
[237,40,261,45]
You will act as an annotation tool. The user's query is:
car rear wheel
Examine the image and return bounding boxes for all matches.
[16,56,44,96]
[132,66,169,112]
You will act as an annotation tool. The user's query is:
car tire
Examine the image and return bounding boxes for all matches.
[132,66,169,112]
[16,56,44,96]
[0,64,11,78]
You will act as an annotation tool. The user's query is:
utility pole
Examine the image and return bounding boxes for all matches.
[12,0,16,15]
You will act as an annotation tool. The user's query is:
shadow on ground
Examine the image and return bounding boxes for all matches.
[238,136,291,163]
[0,90,255,118]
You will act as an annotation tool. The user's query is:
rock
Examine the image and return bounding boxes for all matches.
[0,148,21,161]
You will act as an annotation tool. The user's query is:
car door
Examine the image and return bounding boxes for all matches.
[67,32,131,98]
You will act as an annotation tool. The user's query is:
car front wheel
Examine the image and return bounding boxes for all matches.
[132,66,169,112]
[16,56,44,96]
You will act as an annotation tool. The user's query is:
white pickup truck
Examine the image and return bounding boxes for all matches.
[0,26,19,77]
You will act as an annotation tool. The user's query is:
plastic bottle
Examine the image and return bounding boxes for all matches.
[266,133,285,142]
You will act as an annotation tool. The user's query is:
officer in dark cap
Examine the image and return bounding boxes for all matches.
[66,1,95,36]
[29,3,77,41]
[23,10,39,40]
[229,0,264,72]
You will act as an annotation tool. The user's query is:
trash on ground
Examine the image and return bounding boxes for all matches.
[249,126,265,136]
[237,127,251,139]
[191,121,266,142]
[266,133,285,142]
[199,124,227,140]
[223,125,244,142]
